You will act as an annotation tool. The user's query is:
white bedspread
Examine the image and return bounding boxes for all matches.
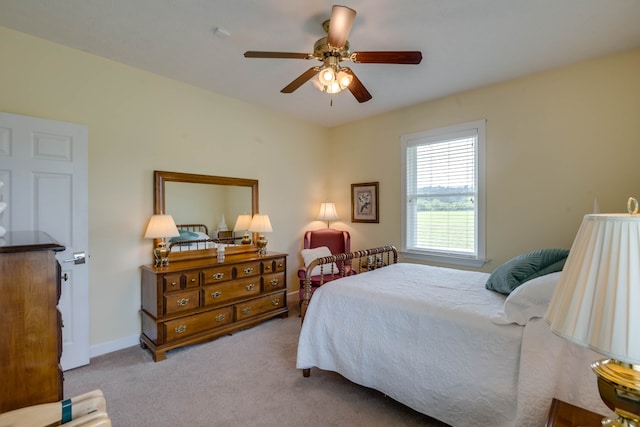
[296,263,614,426]
[297,263,523,427]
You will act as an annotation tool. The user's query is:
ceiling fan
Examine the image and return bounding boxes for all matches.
[244,5,422,103]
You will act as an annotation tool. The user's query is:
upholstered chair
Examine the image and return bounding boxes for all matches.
[297,228,352,306]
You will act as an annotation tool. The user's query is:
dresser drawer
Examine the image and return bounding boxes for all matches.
[235,291,286,321]
[184,271,200,288]
[163,273,183,293]
[262,272,285,292]
[202,277,261,307]
[202,265,234,284]
[164,307,233,342]
[235,261,261,278]
[263,257,286,274]
[164,289,200,315]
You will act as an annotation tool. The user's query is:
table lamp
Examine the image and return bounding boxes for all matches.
[144,214,180,267]
[248,214,272,255]
[545,200,640,426]
[233,214,253,244]
[317,202,339,228]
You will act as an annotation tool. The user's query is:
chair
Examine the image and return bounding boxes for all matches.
[297,228,352,306]
[0,389,111,426]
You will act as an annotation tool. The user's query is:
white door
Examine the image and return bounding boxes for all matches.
[0,112,90,370]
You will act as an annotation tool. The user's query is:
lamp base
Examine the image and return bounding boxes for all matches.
[256,234,268,255]
[153,241,170,267]
[592,359,640,427]
[241,233,252,245]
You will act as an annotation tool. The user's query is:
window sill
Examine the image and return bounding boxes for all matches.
[400,251,488,268]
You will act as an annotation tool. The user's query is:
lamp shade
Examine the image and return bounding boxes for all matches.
[545,213,640,364]
[233,214,253,231]
[248,214,272,233]
[144,214,180,239]
[317,202,339,222]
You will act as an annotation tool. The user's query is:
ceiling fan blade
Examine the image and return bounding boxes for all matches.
[327,5,356,49]
[350,51,423,64]
[281,67,320,93]
[343,68,372,103]
[244,51,313,60]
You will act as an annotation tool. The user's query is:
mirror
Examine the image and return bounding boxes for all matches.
[154,170,259,260]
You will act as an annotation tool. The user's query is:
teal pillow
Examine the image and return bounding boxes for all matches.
[169,229,200,244]
[486,248,570,295]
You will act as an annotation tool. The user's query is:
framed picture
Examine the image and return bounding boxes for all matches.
[351,182,379,223]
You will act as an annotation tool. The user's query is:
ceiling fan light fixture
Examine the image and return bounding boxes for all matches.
[336,70,352,89]
[319,66,336,85]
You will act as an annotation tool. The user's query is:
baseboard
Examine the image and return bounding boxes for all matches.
[90,334,140,358]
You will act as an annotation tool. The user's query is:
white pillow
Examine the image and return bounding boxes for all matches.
[491,272,562,326]
[301,246,341,277]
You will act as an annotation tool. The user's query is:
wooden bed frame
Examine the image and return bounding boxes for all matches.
[300,245,398,318]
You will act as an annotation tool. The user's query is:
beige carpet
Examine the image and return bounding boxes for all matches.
[64,306,449,426]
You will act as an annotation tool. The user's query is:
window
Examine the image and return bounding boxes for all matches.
[401,120,486,267]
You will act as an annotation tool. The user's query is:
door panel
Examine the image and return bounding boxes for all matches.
[0,112,89,370]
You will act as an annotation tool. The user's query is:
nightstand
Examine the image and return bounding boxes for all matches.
[545,398,606,427]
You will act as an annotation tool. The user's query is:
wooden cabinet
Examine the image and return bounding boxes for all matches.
[140,252,288,361]
[545,398,606,427]
[0,231,65,413]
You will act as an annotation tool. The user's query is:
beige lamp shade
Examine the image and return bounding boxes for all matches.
[545,213,640,364]
[248,214,272,233]
[144,214,180,239]
[233,214,253,231]
[317,202,339,222]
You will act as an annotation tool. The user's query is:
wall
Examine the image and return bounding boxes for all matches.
[0,26,329,353]
[3,24,640,355]
[329,48,640,272]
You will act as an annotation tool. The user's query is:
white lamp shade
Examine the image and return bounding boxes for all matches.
[317,202,339,222]
[248,214,272,233]
[144,214,180,239]
[233,214,253,231]
[545,213,640,364]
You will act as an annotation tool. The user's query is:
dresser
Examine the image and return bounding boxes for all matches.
[140,251,288,361]
[0,231,65,413]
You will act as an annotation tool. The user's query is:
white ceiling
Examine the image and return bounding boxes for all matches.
[2,0,640,127]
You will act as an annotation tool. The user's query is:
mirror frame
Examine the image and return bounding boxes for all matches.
[154,170,259,261]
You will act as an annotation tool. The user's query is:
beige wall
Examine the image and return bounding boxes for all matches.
[2,24,640,354]
[0,27,329,351]
[329,48,640,272]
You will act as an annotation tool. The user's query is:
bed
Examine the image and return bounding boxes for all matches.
[168,224,240,252]
[296,246,613,427]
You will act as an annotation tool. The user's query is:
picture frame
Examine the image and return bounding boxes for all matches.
[351,182,379,223]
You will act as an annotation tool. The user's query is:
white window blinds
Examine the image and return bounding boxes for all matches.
[401,120,486,266]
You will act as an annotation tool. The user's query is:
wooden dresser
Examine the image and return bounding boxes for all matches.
[140,251,288,361]
[0,231,65,413]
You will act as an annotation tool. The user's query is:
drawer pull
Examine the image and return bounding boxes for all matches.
[269,279,279,287]
[271,298,280,306]
[176,298,190,306]
[212,272,225,280]
[190,278,197,283]
[215,314,226,322]
[211,291,223,299]
[242,306,251,314]
[174,325,187,334]
[170,281,178,287]
[246,283,256,291]
[243,267,254,275]
[264,265,272,272]
[277,262,284,268]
